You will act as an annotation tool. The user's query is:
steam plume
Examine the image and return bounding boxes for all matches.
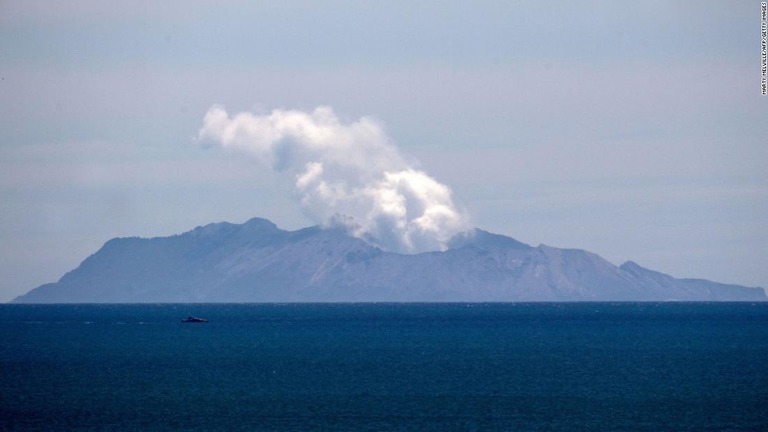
[199,105,471,253]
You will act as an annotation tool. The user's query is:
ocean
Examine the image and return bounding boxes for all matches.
[1,303,767,431]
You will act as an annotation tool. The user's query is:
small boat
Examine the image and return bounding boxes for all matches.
[181,316,208,323]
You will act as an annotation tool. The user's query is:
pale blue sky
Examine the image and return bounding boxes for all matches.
[1,1,766,301]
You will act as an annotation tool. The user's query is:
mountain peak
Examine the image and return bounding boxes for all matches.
[448,228,530,251]
[242,217,280,230]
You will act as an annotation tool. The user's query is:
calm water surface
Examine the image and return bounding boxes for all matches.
[1,303,767,431]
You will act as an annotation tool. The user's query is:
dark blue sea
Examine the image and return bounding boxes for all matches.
[1,303,767,431]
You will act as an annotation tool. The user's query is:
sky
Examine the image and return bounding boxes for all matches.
[1,1,766,302]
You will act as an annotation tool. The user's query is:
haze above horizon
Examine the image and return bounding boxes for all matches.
[1,1,766,302]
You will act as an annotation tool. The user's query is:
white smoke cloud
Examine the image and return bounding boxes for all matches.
[199,104,471,253]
